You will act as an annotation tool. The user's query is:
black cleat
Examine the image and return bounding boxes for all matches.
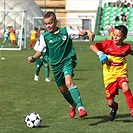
[131,116,133,122]
[108,108,117,121]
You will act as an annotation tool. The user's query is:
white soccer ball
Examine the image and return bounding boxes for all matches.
[25,112,42,128]
[1,57,5,60]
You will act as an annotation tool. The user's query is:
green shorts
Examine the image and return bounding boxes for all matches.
[36,55,49,67]
[52,58,77,87]
[4,36,9,40]
[43,55,49,66]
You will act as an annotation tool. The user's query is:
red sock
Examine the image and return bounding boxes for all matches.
[124,90,133,115]
[112,102,118,110]
[29,43,33,49]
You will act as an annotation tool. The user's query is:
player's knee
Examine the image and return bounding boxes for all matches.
[65,81,74,88]
[122,82,129,92]
[107,100,114,107]
[59,85,68,94]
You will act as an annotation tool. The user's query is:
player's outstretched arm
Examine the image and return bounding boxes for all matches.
[90,44,108,64]
[28,51,42,63]
[79,30,95,41]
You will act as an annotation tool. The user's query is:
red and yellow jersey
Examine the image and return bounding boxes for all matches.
[94,40,131,87]
[10,29,16,41]
[30,30,38,41]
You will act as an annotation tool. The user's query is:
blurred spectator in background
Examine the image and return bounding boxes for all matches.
[109,26,114,40]
[115,16,120,21]
[123,0,131,8]
[107,24,111,35]
[121,14,128,25]
[116,0,123,7]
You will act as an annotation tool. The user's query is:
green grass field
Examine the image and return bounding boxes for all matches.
[0,41,133,133]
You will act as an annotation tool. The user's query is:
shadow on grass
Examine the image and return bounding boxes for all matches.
[73,75,89,81]
[75,68,95,72]
[88,114,131,126]
[38,125,50,128]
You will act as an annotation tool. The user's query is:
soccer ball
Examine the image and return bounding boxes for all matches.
[25,112,42,128]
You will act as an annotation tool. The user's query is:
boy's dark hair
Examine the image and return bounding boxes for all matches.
[34,27,38,31]
[44,11,57,20]
[115,25,128,36]
[40,27,46,31]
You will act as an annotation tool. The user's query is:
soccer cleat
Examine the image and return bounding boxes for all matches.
[69,107,76,118]
[78,109,88,117]
[108,108,117,121]
[34,74,39,81]
[45,78,51,82]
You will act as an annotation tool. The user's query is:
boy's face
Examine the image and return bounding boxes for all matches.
[113,29,126,45]
[44,15,58,33]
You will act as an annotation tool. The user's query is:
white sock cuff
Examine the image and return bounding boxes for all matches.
[69,85,77,90]
[78,106,85,111]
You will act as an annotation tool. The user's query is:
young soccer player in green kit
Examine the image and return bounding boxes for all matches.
[28,11,95,118]
[34,28,50,82]
[1,26,11,48]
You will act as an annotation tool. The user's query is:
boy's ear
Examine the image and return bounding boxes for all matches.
[55,19,58,23]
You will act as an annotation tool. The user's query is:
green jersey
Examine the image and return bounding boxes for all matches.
[4,29,10,38]
[34,37,47,59]
[40,27,79,68]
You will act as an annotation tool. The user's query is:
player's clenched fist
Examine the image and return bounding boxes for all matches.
[28,56,36,63]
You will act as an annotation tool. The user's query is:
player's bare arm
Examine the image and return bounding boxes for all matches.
[90,43,108,64]
[79,30,95,41]
[90,44,99,53]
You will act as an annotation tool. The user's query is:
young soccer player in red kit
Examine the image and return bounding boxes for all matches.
[28,27,38,49]
[90,25,133,121]
[109,26,114,40]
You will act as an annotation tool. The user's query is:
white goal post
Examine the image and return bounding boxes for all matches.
[33,17,44,30]
[0,10,27,50]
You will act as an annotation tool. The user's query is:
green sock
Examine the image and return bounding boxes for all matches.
[36,63,40,76]
[63,91,75,106]
[8,41,11,46]
[36,70,39,76]
[2,42,4,47]
[45,65,49,78]
[69,86,83,107]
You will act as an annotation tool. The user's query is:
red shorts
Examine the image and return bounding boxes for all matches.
[30,38,37,43]
[105,77,128,100]
[11,40,16,43]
